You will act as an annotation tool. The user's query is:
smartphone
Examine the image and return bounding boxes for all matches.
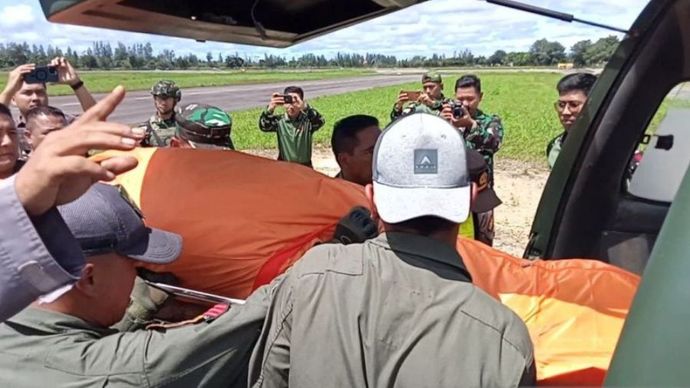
[24,66,59,84]
[280,94,294,104]
[402,90,421,101]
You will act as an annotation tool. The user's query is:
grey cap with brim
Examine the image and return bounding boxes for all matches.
[58,184,182,264]
[373,113,471,224]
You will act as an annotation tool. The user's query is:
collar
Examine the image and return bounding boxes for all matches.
[369,232,472,281]
[6,307,117,337]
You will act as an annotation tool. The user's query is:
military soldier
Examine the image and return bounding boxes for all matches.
[390,71,447,121]
[139,80,181,147]
[0,184,273,387]
[442,74,504,182]
[171,103,235,150]
[259,86,325,167]
[249,113,535,387]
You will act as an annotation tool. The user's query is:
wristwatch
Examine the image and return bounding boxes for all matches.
[70,80,84,91]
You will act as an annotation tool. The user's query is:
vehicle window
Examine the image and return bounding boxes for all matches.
[628,82,690,203]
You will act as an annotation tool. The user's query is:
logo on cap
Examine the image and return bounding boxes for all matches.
[414,149,438,174]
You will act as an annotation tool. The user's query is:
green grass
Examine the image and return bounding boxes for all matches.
[232,72,565,161]
[0,68,373,95]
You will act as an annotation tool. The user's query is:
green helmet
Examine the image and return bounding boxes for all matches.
[174,103,234,149]
[151,80,181,101]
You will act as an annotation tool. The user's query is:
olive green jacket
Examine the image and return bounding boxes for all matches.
[0,284,273,388]
[249,233,536,387]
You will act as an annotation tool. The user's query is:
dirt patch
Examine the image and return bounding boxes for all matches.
[246,147,549,257]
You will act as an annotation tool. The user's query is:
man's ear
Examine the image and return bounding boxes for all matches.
[73,263,98,297]
[10,96,17,108]
[336,152,348,168]
[479,91,484,102]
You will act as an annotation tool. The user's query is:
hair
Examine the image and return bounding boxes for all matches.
[0,103,13,121]
[454,74,482,93]
[388,216,457,236]
[283,86,304,99]
[25,105,66,125]
[557,73,597,96]
[331,115,379,156]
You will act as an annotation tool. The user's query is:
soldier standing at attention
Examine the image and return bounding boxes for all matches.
[249,113,535,387]
[140,80,181,147]
[391,72,447,121]
[259,86,325,168]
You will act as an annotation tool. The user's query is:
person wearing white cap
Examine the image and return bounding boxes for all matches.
[249,113,535,387]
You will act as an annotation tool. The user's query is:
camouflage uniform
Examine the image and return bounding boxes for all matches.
[175,103,234,149]
[463,109,504,182]
[140,80,181,147]
[390,72,446,122]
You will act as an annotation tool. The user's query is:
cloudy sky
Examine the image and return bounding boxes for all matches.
[0,0,649,60]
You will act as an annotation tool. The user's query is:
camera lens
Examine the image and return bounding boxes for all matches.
[35,69,47,81]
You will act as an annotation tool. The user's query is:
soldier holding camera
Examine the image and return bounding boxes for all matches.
[0,57,96,159]
[443,74,504,182]
[259,86,325,167]
[390,72,447,121]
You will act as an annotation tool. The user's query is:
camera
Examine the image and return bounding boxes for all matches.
[448,101,465,118]
[281,94,294,104]
[24,66,59,84]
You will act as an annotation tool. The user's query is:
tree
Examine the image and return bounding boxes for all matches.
[206,52,213,66]
[488,50,507,66]
[529,39,566,65]
[570,40,593,66]
[225,55,244,68]
[584,35,620,66]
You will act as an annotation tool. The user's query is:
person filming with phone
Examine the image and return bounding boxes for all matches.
[390,72,447,121]
[0,57,96,160]
[259,86,325,168]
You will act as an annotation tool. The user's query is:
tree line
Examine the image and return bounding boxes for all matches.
[0,36,620,70]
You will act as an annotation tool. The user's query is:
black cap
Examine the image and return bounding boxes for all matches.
[467,149,502,213]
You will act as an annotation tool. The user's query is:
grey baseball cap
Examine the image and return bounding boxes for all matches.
[58,184,182,264]
[372,113,471,223]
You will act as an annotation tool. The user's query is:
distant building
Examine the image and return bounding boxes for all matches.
[557,63,575,70]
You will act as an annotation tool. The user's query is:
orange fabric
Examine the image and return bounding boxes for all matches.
[457,237,640,386]
[107,148,368,298]
[101,149,640,385]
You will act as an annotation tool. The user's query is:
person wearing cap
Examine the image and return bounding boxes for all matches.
[459,149,502,246]
[390,71,447,122]
[249,113,535,387]
[138,80,181,147]
[170,102,235,149]
[0,183,273,387]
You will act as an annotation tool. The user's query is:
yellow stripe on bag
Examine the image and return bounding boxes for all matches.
[89,147,157,207]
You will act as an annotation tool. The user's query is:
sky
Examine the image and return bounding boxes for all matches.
[0,0,650,60]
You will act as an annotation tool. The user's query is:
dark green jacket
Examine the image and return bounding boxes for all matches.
[0,285,272,388]
[258,106,325,165]
[464,109,504,179]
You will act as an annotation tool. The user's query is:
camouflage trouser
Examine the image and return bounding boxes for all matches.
[473,210,495,247]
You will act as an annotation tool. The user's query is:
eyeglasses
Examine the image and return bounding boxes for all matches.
[554,100,584,112]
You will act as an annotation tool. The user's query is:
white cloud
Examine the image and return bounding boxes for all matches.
[0,4,35,28]
[0,0,651,59]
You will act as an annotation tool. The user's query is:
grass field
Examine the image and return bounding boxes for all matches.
[232,72,565,161]
[0,68,373,95]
